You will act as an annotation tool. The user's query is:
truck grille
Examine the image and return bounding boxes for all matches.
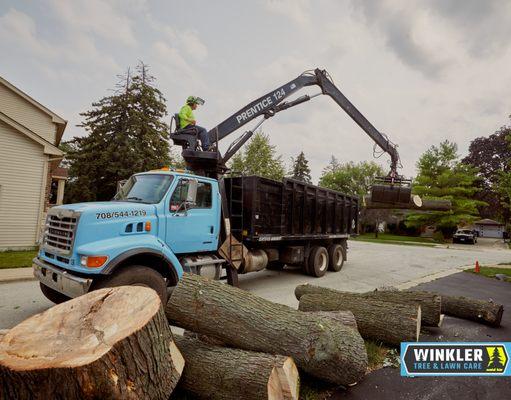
[44,212,79,255]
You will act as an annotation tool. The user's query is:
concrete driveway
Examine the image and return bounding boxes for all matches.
[0,240,509,329]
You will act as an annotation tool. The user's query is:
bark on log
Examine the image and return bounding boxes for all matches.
[0,286,184,400]
[429,293,503,327]
[298,293,421,346]
[175,335,299,400]
[303,310,358,330]
[166,274,367,385]
[295,285,442,327]
[363,196,451,210]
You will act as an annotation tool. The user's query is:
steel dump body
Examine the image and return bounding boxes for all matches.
[225,176,359,243]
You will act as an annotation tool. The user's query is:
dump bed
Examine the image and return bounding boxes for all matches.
[224,176,358,242]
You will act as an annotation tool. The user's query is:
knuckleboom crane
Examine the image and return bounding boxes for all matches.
[170,68,412,205]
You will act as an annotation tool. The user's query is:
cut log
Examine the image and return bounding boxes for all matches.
[432,293,503,327]
[183,330,225,346]
[295,285,442,327]
[166,274,367,385]
[303,310,358,330]
[363,196,451,211]
[298,293,421,346]
[175,335,299,400]
[0,286,184,400]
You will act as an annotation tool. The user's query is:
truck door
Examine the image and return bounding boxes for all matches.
[165,178,219,254]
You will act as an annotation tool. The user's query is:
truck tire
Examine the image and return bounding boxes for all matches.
[307,246,329,277]
[95,265,168,304]
[327,244,345,272]
[39,282,70,304]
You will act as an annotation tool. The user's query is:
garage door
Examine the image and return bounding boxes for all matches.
[480,226,503,238]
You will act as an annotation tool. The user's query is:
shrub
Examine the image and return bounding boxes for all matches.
[432,231,445,243]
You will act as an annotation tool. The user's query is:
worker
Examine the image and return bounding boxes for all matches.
[179,96,210,151]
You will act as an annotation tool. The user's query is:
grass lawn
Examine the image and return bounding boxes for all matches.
[353,233,436,247]
[0,250,37,269]
[465,266,511,282]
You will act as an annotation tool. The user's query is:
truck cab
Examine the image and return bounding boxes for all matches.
[34,169,222,304]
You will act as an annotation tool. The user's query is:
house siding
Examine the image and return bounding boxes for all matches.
[0,82,57,144]
[0,120,47,249]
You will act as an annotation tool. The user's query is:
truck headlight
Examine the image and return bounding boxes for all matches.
[80,255,108,268]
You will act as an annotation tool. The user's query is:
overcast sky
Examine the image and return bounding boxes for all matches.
[1,0,510,181]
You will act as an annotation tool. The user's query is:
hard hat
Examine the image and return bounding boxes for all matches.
[186,96,205,105]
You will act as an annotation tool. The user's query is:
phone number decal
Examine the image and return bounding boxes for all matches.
[96,210,147,219]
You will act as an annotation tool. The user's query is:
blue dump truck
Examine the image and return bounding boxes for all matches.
[34,169,358,304]
[34,68,413,304]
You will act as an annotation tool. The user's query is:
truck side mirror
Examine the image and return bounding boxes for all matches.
[186,179,198,206]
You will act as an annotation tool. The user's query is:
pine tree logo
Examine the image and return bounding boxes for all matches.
[486,346,507,372]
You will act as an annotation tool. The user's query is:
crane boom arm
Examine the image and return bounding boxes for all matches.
[207,68,401,175]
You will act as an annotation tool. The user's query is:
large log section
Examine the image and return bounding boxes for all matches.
[295,285,442,327]
[363,196,451,211]
[436,293,504,327]
[175,335,299,400]
[166,274,368,385]
[298,293,421,346]
[0,287,184,400]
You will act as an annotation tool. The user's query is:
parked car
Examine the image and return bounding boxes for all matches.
[452,229,477,244]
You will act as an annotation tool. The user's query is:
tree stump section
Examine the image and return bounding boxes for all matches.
[298,293,421,346]
[175,335,299,400]
[295,285,442,327]
[434,293,504,327]
[0,286,184,400]
[166,274,367,386]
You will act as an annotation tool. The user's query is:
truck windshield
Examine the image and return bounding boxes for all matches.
[114,174,174,204]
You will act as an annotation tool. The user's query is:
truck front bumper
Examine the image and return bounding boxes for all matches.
[33,258,93,298]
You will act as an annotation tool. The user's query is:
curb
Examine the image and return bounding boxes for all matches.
[396,265,470,290]
[0,267,36,284]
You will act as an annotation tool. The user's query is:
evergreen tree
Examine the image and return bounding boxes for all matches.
[289,151,312,183]
[322,155,341,175]
[405,140,485,236]
[64,62,172,203]
[227,131,285,180]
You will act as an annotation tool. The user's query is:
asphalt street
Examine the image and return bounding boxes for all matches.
[338,272,511,400]
[1,240,509,329]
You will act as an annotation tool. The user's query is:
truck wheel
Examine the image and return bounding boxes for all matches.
[307,246,329,277]
[95,265,168,304]
[327,244,345,272]
[39,282,70,304]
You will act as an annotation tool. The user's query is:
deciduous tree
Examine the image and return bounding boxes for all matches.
[462,123,511,221]
[319,161,385,198]
[228,131,285,180]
